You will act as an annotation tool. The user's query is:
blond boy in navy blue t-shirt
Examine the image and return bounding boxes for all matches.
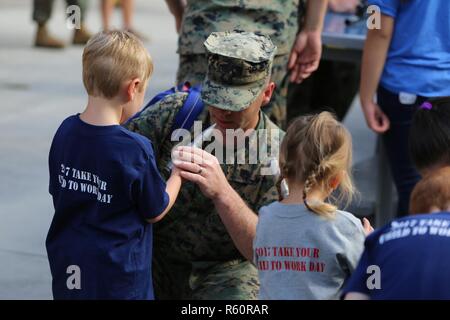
[47,31,182,299]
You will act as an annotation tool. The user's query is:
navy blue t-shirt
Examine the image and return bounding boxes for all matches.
[47,115,169,299]
[343,212,450,300]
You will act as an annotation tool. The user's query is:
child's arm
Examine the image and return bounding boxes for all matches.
[360,14,394,133]
[147,168,182,223]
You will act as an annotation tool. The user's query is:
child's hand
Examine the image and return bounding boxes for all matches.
[362,218,374,236]
[361,100,390,134]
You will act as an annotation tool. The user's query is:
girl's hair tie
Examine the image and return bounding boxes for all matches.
[420,101,433,110]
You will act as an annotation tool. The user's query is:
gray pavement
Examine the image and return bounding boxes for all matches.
[0,0,379,299]
[0,0,178,299]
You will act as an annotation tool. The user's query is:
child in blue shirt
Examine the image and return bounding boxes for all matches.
[343,167,450,300]
[344,98,450,299]
[360,0,450,216]
[47,30,182,299]
[409,98,450,177]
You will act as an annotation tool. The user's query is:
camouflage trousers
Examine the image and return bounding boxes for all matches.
[33,0,87,24]
[153,256,259,300]
[177,53,289,129]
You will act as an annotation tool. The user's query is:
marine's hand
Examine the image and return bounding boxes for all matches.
[172,146,231,199]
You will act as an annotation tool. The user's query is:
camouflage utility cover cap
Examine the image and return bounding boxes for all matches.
[202,31,277,112]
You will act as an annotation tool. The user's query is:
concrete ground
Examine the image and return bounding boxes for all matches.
[0,0,178,299]
[0,0,383,299]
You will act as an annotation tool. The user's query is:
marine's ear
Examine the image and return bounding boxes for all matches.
[261,81,276,106]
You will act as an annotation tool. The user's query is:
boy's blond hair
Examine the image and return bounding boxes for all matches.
[410,167,450,214]
[278,112,355,218]
[82,30,153,99]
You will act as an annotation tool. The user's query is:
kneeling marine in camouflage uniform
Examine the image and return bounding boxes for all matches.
[126,31,284,299]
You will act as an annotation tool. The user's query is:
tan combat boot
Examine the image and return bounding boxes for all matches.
[73,24,92,45]
[35,24,65,49]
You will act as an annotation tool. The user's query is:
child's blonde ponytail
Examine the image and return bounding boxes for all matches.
[302,165,337,218]
[280,112,355,218]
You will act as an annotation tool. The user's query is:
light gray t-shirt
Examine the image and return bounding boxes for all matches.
[253,201,365,300]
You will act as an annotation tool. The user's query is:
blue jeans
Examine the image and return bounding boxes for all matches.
[377,86,423,217]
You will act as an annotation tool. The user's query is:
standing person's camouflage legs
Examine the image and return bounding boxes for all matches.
[172,0,299,128]
[266,54,289,129]
[33,0,55,24]
[66,0,87,21]
[33,0,63,48]
[65,0,91,45]
[177,54,207,86]
[33,0,87,23]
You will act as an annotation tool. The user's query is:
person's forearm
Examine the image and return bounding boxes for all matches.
[101,0,114,30]
[213,184,258,261]
[122,0,134,30]
[303,0,328,32]
[360,16,393,105]
[360,32,390,105]
[165,0,185,17]
[147,174,182,223]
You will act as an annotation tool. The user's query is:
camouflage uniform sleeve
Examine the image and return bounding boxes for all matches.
[255,115,285,209]
[124,92,188,156]
[257,178,280,209]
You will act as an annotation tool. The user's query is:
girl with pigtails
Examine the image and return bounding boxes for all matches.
[253,112,372,300]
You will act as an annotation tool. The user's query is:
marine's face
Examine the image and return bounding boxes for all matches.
[208,95,262,135]
[207,81,275,135]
